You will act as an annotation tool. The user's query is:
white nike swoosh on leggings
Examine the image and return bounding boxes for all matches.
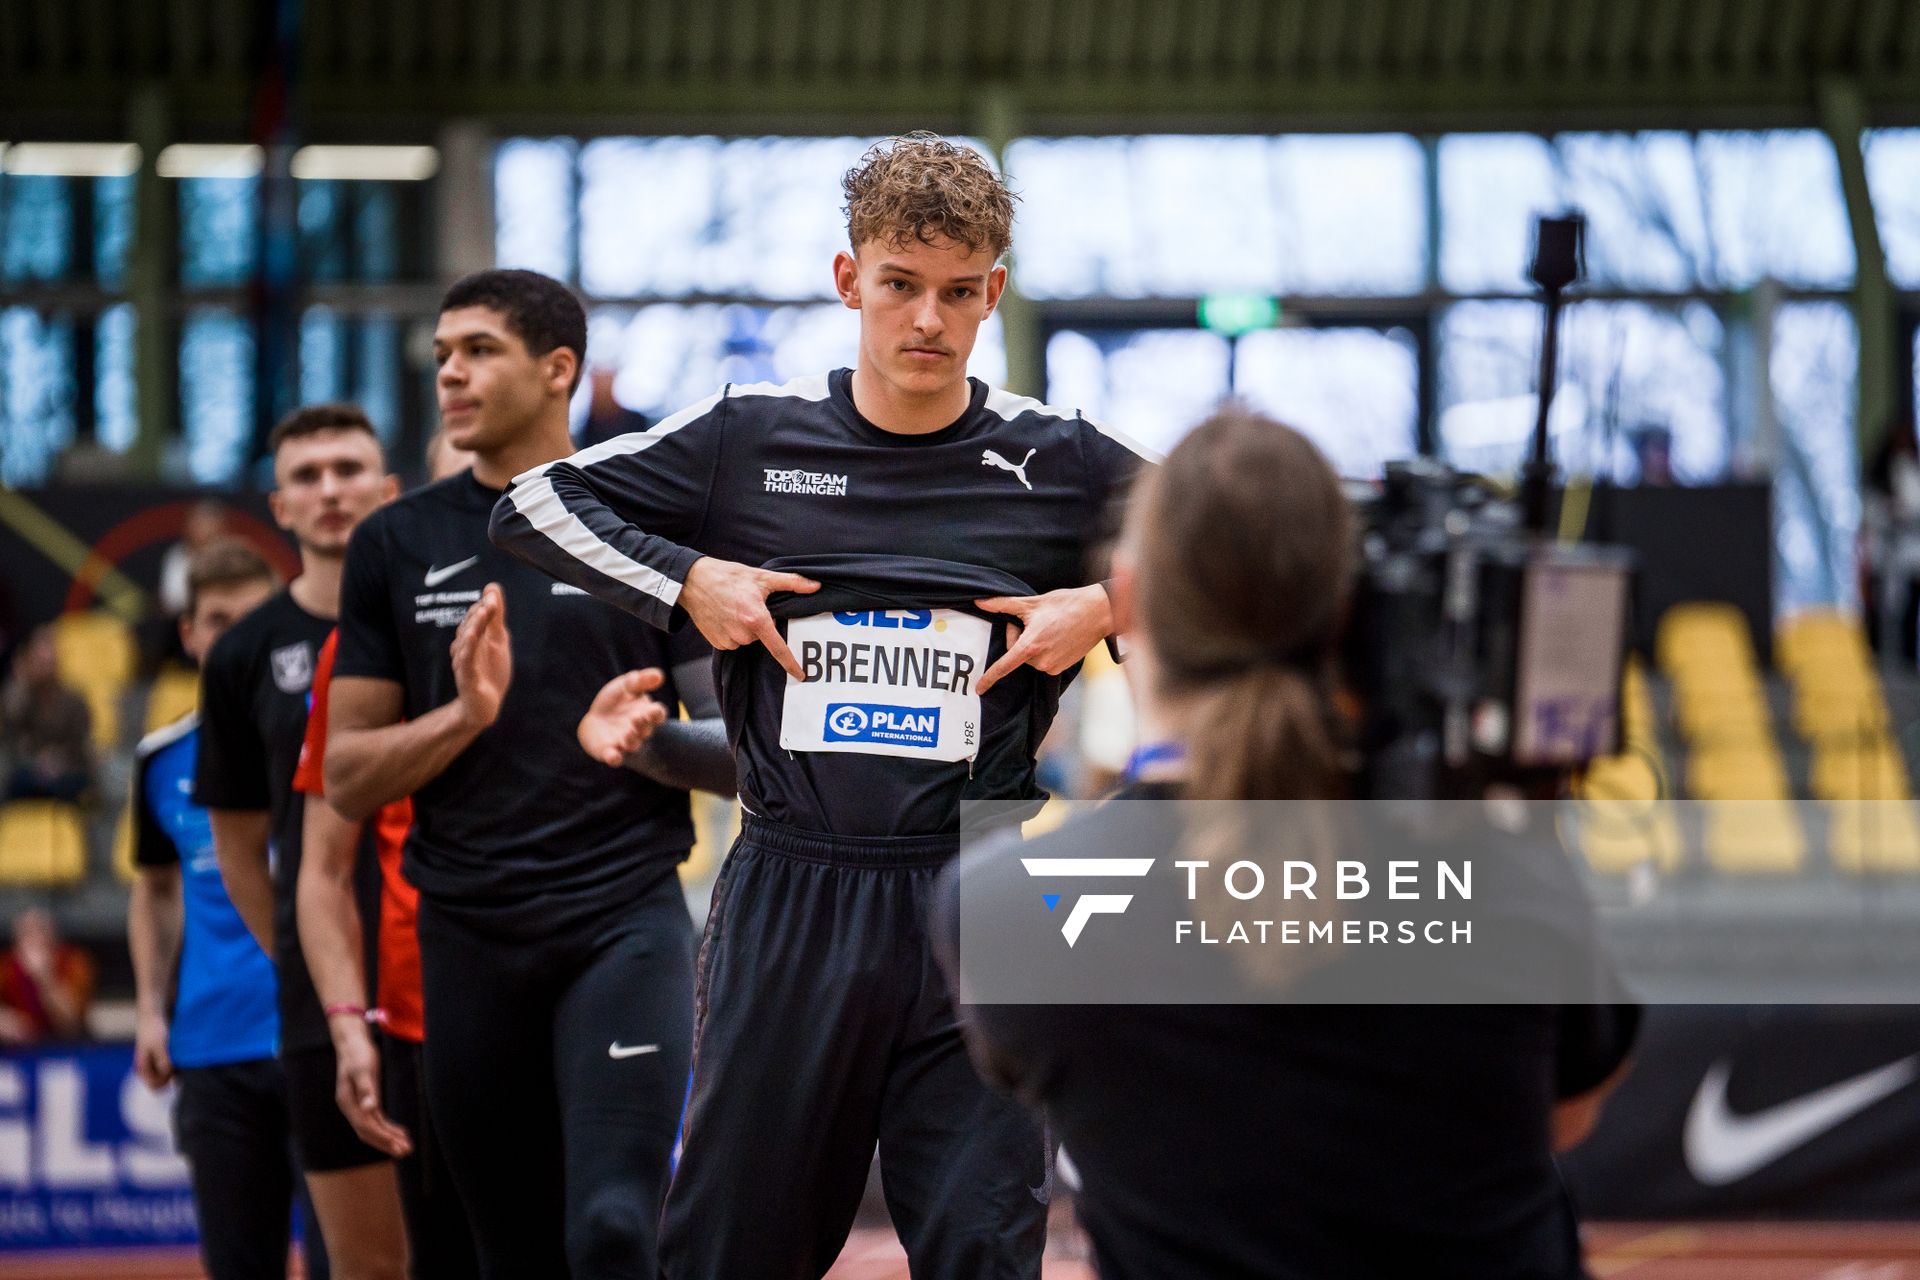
[1682,1054,1919,1186]
[608,1042,660,1059]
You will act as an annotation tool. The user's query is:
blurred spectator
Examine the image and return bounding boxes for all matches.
[575,366,651,448]
[0,908,95,1043]
[155,502,231,671]
[1,626,94,803]
[1629,425,1674,486]
[0,577,18,680]
[158,501,230,621]
[1862,413,1920,662]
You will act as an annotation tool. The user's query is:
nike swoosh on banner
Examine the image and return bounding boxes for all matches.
[424,556,481,588]
[608,1042,660,1060]
[1682,1054,1920,1187]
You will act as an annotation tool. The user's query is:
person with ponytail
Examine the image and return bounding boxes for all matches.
[937,406,1637,1279]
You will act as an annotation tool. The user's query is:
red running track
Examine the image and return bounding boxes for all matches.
[3,1222,1919,1278]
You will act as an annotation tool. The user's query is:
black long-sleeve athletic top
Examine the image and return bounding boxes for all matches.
[490,369,1156,838]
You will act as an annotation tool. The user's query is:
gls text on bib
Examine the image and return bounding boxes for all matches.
[779,609,990,763]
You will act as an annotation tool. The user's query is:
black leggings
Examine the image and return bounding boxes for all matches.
[417,873,695,1280]
[174,1057,329,1280]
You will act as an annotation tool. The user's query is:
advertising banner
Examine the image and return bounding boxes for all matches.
[0,1043,195,1251]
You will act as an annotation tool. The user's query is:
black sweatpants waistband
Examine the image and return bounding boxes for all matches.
[739,815,958,868]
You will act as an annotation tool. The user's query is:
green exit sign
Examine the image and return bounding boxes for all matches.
[1197,293,1280,335]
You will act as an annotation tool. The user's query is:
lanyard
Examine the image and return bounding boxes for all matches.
[1122,741,1185,784]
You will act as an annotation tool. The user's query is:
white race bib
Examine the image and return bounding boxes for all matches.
[778,608,991,762]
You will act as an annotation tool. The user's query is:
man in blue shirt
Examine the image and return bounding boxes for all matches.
[129,540,328,1280]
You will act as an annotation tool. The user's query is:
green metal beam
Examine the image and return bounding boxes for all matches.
[977,85,1043,400]
[126,82,174,482]
[13,66,1920,139]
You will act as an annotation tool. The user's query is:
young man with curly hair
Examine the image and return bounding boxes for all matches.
[492,133,1157,1279]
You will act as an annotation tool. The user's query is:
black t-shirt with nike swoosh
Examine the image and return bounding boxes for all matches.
[334,470,705,914]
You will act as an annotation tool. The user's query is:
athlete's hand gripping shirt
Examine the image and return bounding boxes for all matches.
[490,369,1157,836]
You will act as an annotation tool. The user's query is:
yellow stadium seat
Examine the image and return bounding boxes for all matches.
[0,801,90,886]
[1702,801,1805,874]
[1670,687,1771,748]
[51,610,136,688]
[77,683,122,754]
[1580,751,1667,803]
[1657,604,1754,672]
[1668,666,1765,707]
[144,667,200,733]
[113,803,136,883]
[1620,660,1657,745]
[1827,801,1920,874]
[1810,744,1912,801]
[1575,687,1684,873]
[1776,610,1869,675]
[1687,748,1790,801]
[51,610,136,751]
[1575,799,1684,875]
[1792,694,1889,745]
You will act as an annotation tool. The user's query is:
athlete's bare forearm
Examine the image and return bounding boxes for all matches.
[209,810,276,953]
[127,869,182,1024]
[296,797,371,1021]
[324,676,484,821]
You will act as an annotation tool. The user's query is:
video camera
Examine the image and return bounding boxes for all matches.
[1344,214,1636,801]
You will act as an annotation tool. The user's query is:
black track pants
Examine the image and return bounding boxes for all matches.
[660,818,1048,1280]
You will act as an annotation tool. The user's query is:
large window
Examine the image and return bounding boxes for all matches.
[299,308,403,445]
[1770,303,1860,614]
[1045,328,1232,459]
[179,310,254,485]
[1044,322,1418,476]
[1867,129,1920,291]
[1235,326,1419,478]
[494,138,578,281]
[586,304,1005,422]
[1440,131,1853,293]
[577,137,870,300]
[1008,135,1427,299]
[1438,300,1727,480]
[0,308,76,486]
[1,147,433,485]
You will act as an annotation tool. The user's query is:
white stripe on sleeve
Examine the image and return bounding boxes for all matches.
[505,473,684,607]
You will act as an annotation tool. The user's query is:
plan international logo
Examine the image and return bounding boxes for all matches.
[764,467,848,496]
[1023,857,1155,946]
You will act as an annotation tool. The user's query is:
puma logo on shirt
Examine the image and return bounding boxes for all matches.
[982,448,1037,490]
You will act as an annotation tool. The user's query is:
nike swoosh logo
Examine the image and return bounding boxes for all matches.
[423,556,480,588]
[608,1042,660,1060]
[1682,1054,1919,1186]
